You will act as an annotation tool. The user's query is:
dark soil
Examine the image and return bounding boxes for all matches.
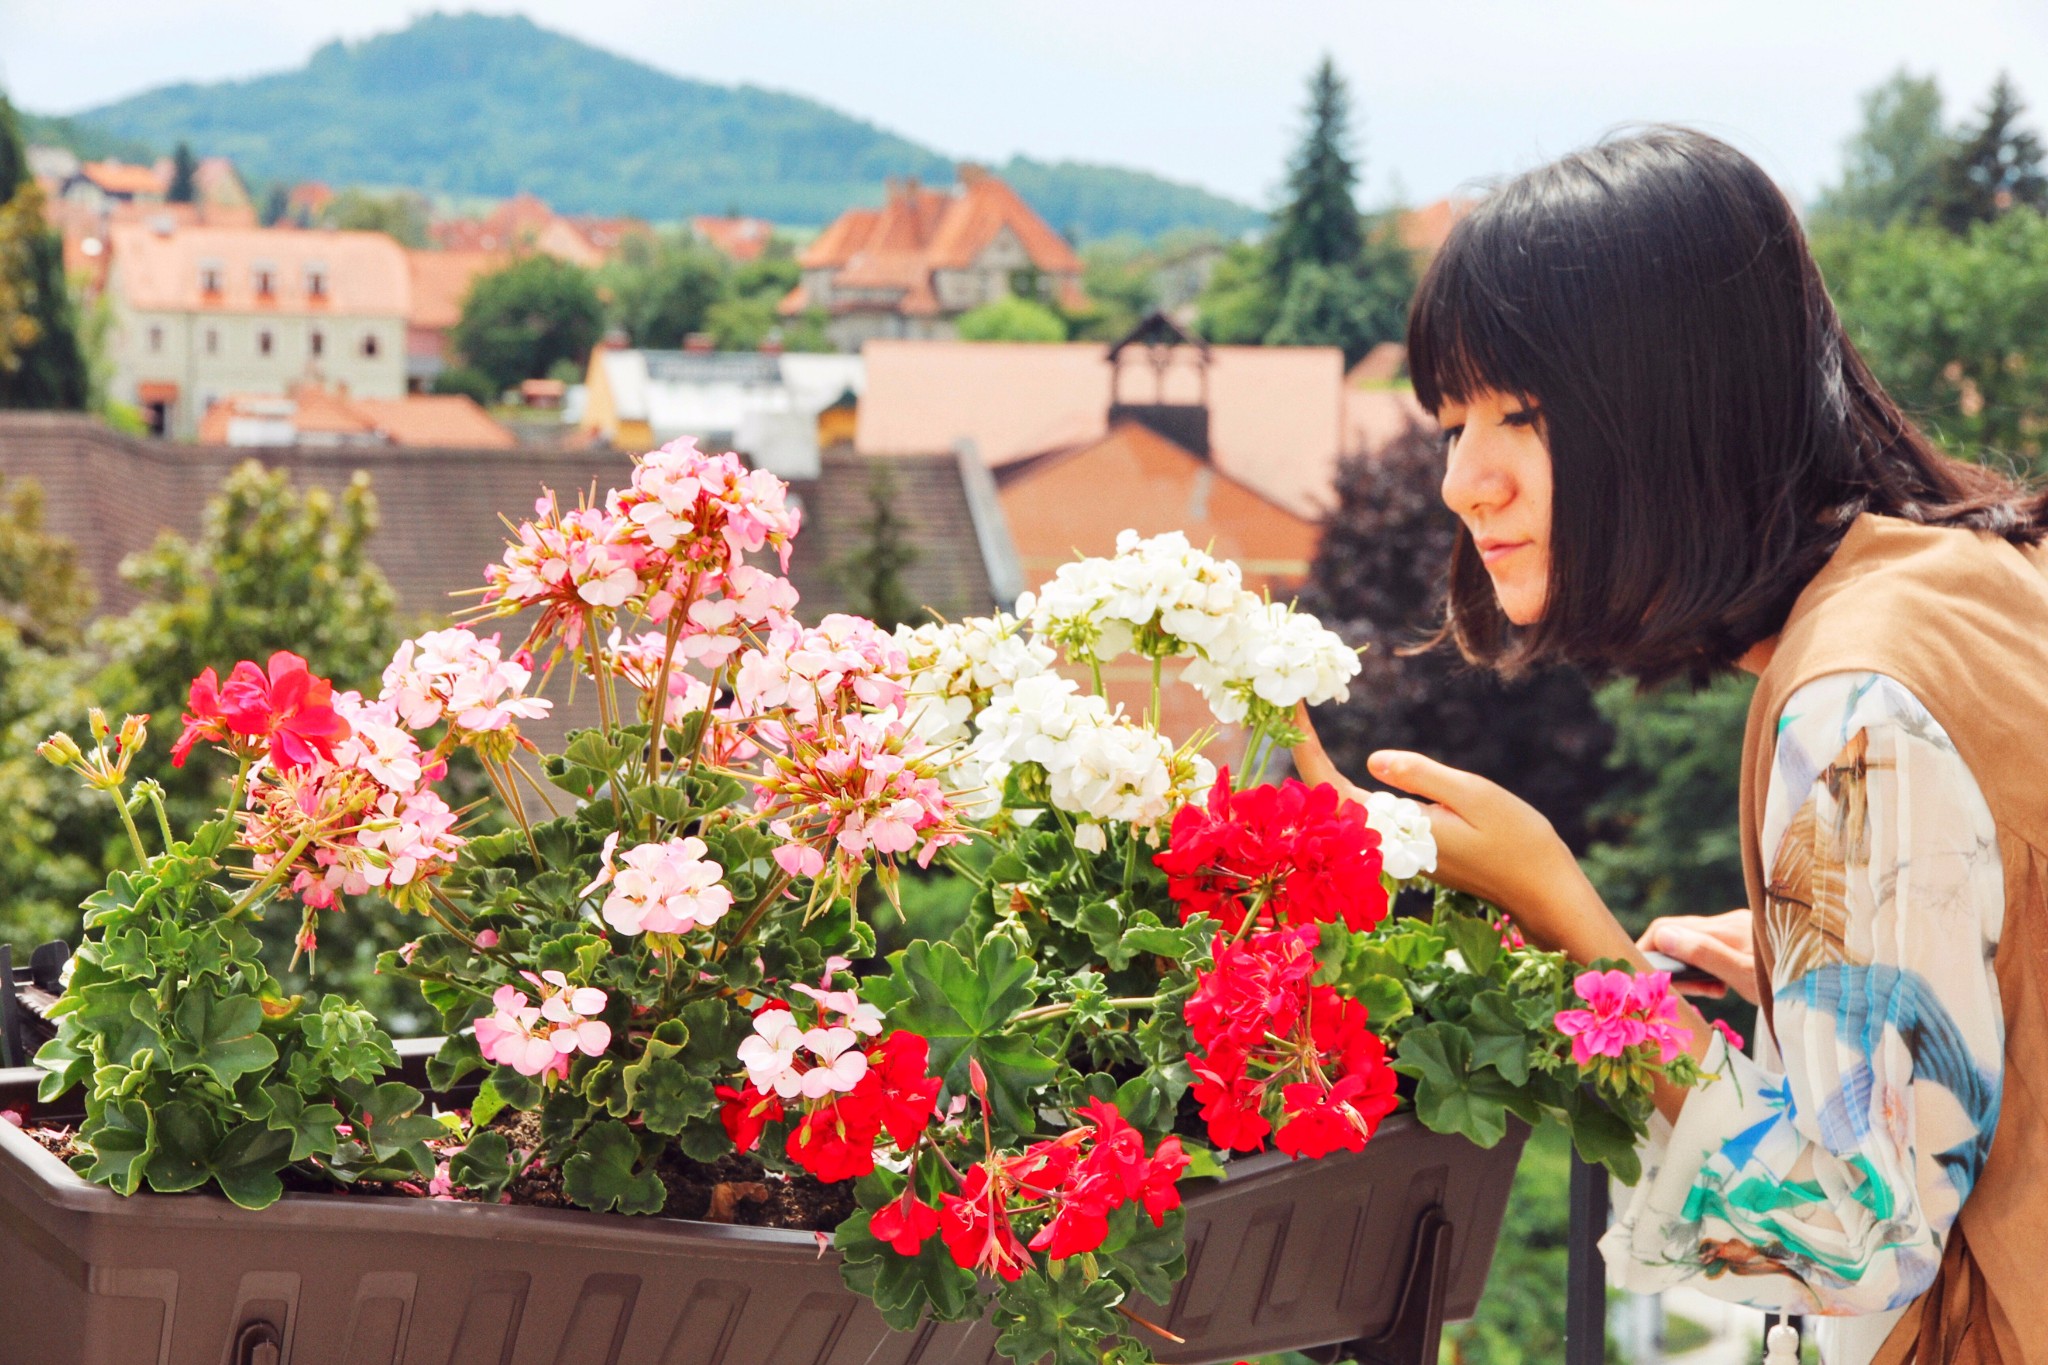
[23,1125,78,1163]
[493,1111,853,1231]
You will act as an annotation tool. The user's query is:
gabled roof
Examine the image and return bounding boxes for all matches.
[351,394,518,448]
[79,160,166,198]
[195,386,515,448]
[693,216,774,263]
[792,169,1080,315]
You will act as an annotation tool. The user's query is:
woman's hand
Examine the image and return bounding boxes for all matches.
[1291,706,1638,966]
[1637,910,1759,1005]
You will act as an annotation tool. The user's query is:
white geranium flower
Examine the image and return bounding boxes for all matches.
[1364,790,1438,881]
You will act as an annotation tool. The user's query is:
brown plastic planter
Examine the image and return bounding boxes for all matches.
[0,1065,1525,1365]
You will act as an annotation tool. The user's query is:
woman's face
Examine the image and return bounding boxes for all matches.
[1437,388,1553,625]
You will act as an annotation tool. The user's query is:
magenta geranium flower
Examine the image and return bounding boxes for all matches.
[1554,969,1652,1066]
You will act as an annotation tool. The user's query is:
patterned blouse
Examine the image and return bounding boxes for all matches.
[1602,672,2006,1365]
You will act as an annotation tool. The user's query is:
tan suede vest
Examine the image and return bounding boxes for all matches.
[1740,514,2048,1365]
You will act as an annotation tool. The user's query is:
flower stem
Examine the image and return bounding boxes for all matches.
[227,826,318,916]
[1007,995,1159,1028]
[113,792,149,866]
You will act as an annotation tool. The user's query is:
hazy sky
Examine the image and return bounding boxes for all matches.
[5,1,2048,210]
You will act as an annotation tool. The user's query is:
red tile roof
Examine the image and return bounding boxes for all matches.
[195,386,515,448]
[405,248,507,330]
[80,160,167,198]
[110,223,410,315]
[789,169,1079,317]
[692,216,774,263]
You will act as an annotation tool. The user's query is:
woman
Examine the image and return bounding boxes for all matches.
[1294,128,2046,1365]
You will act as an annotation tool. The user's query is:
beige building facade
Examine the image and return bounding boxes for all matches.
[108,223,409,439]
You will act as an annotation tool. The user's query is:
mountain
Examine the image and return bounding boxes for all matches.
[58,13,1264,241]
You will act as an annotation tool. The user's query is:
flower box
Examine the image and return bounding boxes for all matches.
[0,1068,1525,1365]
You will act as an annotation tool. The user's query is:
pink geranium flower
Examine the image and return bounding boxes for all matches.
[1554,969,1652,1066]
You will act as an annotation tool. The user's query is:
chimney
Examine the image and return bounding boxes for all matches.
[683,332,715,354]
[758,332,785,356]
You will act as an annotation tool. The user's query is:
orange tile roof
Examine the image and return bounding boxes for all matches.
[80,160,167,198]
[351,394,517,448]
[793,169,1080,315]
[1396,197,1477,255]
[111,223,410,315]
[196,386,515,448]
[406,248,507,329]
[288,182,335,216]
[692,216,774,263]
[856,339,1355,518]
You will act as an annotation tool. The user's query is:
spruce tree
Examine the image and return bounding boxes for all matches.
[0,97,88,410]
[837,464,923,631]
[1267,57,1364,283]
[1934,73,2048,234]
[166,142,198,204]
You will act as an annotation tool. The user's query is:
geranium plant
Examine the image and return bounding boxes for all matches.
[32,443,1699,1365]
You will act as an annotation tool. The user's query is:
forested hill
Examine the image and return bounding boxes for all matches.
[55,12,1263,240]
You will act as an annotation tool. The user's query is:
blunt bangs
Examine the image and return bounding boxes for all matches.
[1404,126,2045,687]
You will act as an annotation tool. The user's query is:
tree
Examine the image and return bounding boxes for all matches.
[955,295,1067,343]
[431,364,497,405]
[1195,240,1281,344]
[1581,677,1752,935]
[0,480,107,953]
[1267,56,1364,284]
[453,254,605,390]
[837,463,923,631]
[1813,207,2048,470]
[1264,225,1415,366]
[165,141,198,204]
[1932,73,2048,234]
[1814,71,1949,228]
[1067,235,1157,342]
[599,230,730,348]
[320,187,430,248]
[1300,423,1615,852]
[259,183,290,227]
[0,98,88,410]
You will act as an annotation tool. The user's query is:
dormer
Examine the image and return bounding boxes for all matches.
[1107,311,1211,457]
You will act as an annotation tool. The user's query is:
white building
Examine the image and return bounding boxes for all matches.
[107,220,409,439]
[578,347,865,479]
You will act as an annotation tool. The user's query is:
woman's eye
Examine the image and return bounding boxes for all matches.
[1441,424,1466,446]
[1503,407,1541,428]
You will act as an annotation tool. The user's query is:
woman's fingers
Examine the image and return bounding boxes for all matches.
[1289,703,1348,790]
[1367,749,1487,812]
[1643,921,1759,1005]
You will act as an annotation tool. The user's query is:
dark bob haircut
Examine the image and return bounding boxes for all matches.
[1409,126,2047,686]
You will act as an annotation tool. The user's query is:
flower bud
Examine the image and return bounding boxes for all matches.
[37,732,84,767]
[87,708,110,741]
[115,713,149,755]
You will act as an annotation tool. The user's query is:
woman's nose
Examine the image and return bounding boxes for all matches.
[1440,435,1511,519]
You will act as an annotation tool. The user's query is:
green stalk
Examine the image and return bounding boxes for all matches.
[226,826,319,916]
[1007,995,1160,1028]
[113,792,149,866]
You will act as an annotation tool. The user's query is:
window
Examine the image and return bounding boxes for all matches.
[309,329,324,359]
[198,261,224,295]
[147,325,162,354]
[253,263,276,298]
[205,328,219,356]
[258,330,274,357]
[305,264,328,299]
[361,332,380,359]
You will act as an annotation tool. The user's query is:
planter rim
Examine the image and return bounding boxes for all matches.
[0,1102,1459,1261]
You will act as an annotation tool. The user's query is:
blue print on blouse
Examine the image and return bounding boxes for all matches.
[1788,963,2000,1203]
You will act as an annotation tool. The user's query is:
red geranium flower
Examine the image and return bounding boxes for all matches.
[171,667,230,768]
[858,1030,942,1149]
[1155,771,1387,934]
[869,1188,942,1255]
[939,1164,1032,1282]
[715,1083,783,1152]
[787,1093,882,1183]
[1188,1046,1272,1152]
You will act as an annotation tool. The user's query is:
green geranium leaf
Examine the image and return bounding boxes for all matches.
[1348,973,1413,1031]
[468,1075,510,1131]
[1466,990,1533,1086]
[144,1099,217,1194]
[625,1057,713,1136]
[427,1033,486,1093]
[561,1120,665,1215]
[861,937,1057,1135]
[210,1120,294,1210]
[1440,911,1502,979]
[167,992,278,1087]
[352,1082,444,1157]
[1099,1204,1186,1306]
[993,1262,1126,1365]
[262,1084,343,1161]
[1398,1023,1513,1148]
[837,1206,981,1331]
[449,1129,519,1199]
[79,1098,153,1195]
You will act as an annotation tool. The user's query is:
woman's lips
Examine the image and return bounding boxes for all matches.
[1477,540,1529,568]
